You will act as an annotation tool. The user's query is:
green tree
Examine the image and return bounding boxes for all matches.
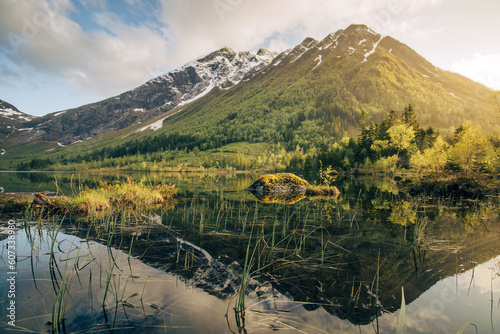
[410,135,448,172]
[371,140,389,159]
[448,121,497,173]
[387,123,416,169]
[402,104,420,131]
[424,135,448,171]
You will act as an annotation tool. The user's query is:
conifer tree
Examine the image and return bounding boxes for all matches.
[402,104,420,131]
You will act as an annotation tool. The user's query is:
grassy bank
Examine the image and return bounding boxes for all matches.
[1,179,177,219]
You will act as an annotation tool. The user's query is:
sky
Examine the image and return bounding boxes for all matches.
[0,0,499,117]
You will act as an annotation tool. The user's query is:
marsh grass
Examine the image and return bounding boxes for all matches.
[305,186,341,197]
[54,179,177,218]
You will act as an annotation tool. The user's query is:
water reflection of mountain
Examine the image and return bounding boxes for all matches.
[61,189,500,327]
[4,171,500,327]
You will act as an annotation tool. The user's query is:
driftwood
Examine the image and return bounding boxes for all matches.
[30,192,66,214]
[32,193,55,207]
[0,193,62,216]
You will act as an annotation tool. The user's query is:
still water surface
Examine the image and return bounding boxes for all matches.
[0,171,499,333]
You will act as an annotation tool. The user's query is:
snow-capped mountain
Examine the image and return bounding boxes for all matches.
[144,47,278,106]
[0,99,35,138]
[272,24,386,66]
[8,47,278,146]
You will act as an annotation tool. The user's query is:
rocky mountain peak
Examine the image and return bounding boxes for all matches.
[0,99,33,122]
[4,45,278,146]
[256,47,279,61]
[197,47,237,63]
[344,23,378,36]
[0,99,35,138]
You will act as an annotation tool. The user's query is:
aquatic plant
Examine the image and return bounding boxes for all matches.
[56,179,177,217]
[456,322,478,334]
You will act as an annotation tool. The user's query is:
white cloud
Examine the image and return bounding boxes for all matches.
[266,38,290,53]
[0,0,172,99]
[452,54,500,90]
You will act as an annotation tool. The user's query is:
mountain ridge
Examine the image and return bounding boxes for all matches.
[2,46,278,148]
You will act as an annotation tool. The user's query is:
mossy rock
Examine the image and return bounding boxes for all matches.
[247,173,309,196]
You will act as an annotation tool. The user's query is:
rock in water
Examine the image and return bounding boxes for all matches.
[247,173,309,195]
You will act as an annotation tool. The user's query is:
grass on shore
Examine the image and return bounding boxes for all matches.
[0,179,178,219]
[55,179,177,217]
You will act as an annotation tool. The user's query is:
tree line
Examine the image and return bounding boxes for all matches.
[287,104,499,175]
[18,104,499,174]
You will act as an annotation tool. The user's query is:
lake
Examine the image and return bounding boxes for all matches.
[1,171,499,333]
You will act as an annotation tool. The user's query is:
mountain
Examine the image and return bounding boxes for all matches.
[1,24,498,168]
[0,99,35,148]
[6,47,278,147]
[117,24,497,152]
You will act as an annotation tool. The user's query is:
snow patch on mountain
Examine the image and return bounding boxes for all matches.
[449,92,463,101]
[271,49,292,66]
[134,108,185,134]
[137,117,166,132]
[54,111,67,117]
[318,31,341,50]
[0,107,33,121]
[361,36,384,63]
[288,38,319,63]
[313,55,322,69]
[178,83,214,107]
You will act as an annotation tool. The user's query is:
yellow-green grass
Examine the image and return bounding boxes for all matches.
[55,180,177,217]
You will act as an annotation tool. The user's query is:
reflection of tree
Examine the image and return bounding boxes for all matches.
[389,201,416,227]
